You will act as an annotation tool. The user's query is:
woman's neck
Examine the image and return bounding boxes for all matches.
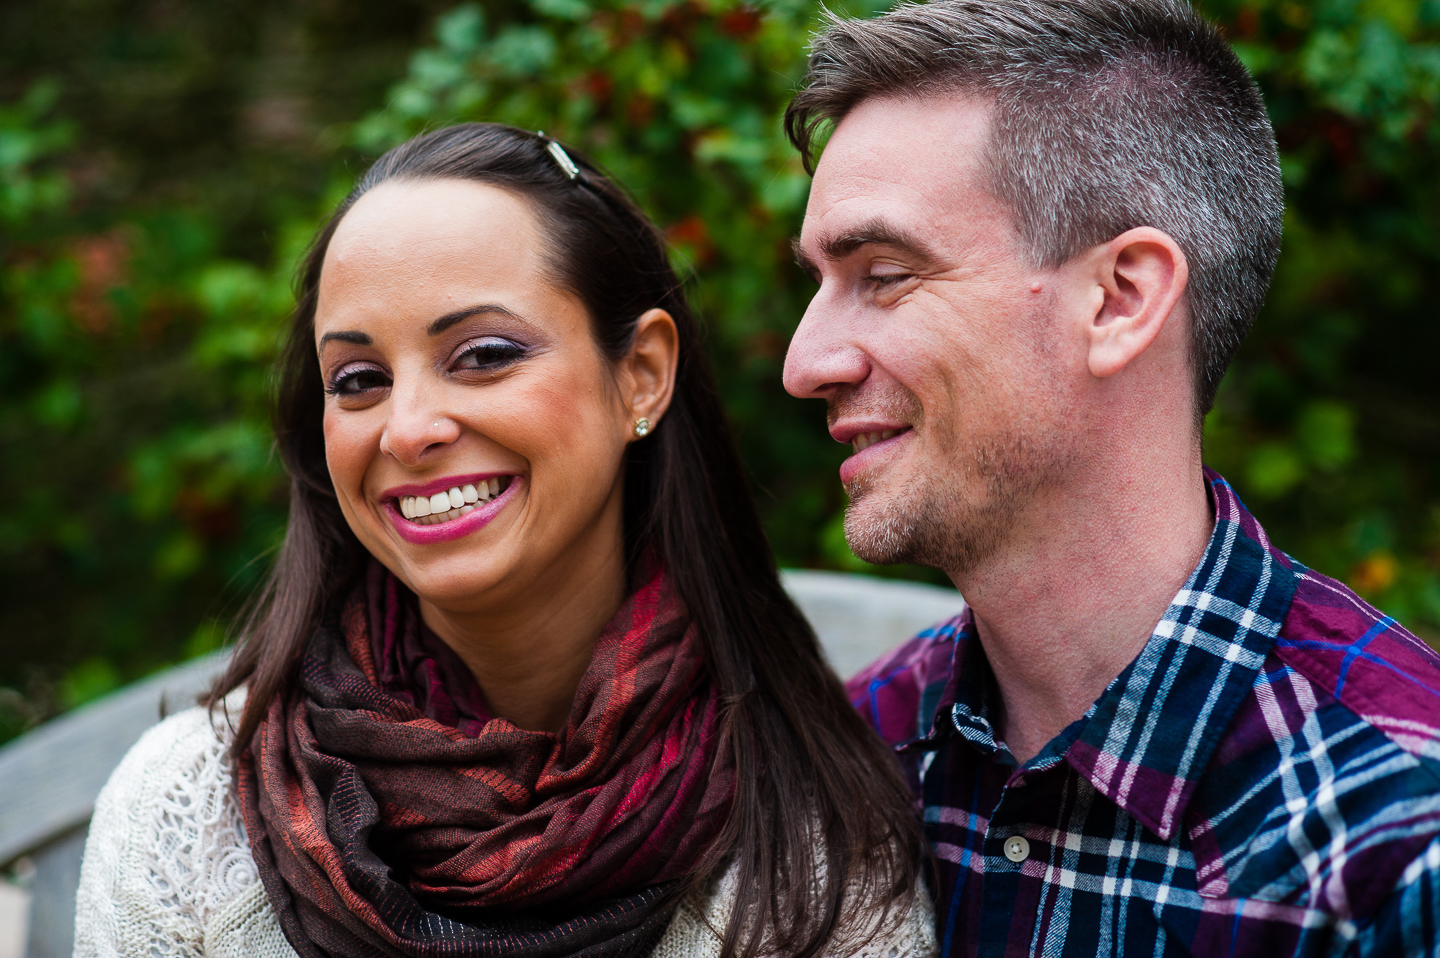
[416,500,628,734]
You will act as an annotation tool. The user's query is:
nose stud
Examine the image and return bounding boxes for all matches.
[633,418,651,437]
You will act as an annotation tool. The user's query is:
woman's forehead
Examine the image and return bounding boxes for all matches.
[327,179,541,270]
[315,179,554,333]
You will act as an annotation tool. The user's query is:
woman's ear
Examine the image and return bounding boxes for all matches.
[617,308,679,435]
[1084,227,1189,379]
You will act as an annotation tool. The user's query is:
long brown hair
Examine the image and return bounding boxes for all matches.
[209,122,923,957]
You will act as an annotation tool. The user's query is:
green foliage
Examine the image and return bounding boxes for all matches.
[1201,0,1440,628]
[1,0,1437,743]
[0,81,71,227]
[0,83,311,739]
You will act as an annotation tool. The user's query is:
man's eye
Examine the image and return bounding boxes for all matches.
[867,273,911,287]
[327,367,389,395]
[456,338,526,371]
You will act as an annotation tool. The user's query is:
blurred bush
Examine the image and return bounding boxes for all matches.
[0,0,1437,743]
[1203,0,1440,630]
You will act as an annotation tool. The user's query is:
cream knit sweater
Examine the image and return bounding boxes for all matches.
[73,700,936,958]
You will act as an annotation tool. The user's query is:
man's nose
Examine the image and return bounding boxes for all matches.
[379,382,461,466]
[782,287,870,400]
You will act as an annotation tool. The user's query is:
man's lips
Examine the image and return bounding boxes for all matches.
[830,421,913,449]
[850,428,906,453]
[834,425,912,485]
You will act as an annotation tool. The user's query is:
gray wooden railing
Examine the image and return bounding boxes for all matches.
[0,570,964,958]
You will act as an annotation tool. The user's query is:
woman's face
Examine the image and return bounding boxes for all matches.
[313,178,653,610]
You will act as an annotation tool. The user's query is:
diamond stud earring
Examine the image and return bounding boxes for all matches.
[633,418,651,437]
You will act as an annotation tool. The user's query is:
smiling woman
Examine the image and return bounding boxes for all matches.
[71,124,935,958]
[308,175,676,733]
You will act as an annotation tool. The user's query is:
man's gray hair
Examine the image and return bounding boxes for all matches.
[785,0,1284,418]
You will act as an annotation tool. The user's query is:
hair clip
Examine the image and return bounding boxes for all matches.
[545,138,581,181]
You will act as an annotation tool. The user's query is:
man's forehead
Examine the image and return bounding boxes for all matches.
[800,94,996,253]
[817,94,992,182]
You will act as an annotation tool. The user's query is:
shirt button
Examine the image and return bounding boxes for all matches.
[1003,835,1030,863]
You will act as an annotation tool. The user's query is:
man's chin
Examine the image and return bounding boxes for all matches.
[843,482,1014,575]
[842,493,919,566]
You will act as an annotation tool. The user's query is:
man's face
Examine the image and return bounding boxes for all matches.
[784,94,1084,574]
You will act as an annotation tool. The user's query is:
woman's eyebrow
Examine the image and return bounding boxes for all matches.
[427,304,523,336]
[317,330,372,350]
[318,305,532,352]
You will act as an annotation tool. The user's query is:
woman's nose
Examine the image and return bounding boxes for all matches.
[379,386,461,465]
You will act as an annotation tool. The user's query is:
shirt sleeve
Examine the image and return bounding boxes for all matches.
[1357,834,1440,957]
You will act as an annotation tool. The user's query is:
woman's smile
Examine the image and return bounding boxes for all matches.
[382,473,523,544]
[394,475,510,523]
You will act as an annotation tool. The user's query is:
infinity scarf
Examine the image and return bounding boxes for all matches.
[237,561,735,958]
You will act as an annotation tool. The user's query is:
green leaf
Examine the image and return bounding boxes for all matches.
[533,0,593,21]
[1295,400,1357,469]
[33,378,82,429]
[490,26,559,77]
[154,532,204,581]
[1247,442,1305,499]
[59,657,120,709]
[437,4,485,53]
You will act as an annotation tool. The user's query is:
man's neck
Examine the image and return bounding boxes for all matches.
[950,455,1213,766]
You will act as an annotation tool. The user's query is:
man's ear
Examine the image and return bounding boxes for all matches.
[1084,227,1189,379]
[617,308,679,435]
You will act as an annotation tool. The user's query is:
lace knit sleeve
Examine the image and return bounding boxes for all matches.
[73,699,262,958]
[653,861,937,958]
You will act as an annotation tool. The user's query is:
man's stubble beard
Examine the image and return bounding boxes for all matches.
[842,413,1076,577]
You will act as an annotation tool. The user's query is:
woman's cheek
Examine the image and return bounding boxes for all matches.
[323,409,378,502]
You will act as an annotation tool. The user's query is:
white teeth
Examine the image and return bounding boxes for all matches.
[398,477,512,525]
[852,430,902,454]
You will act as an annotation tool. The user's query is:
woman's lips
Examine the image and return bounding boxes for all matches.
[384,475,524,544]
[397,476,511,523]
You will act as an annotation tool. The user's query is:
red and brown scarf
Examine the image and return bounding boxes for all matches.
[237,561,735,958]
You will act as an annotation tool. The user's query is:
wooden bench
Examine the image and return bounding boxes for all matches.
[0,570,963,958]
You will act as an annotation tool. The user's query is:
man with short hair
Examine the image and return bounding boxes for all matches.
[781,1,1440,954]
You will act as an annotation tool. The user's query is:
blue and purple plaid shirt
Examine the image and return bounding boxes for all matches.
[848,470,1440,957]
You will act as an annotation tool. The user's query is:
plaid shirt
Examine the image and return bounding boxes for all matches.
[848,470,1440,957]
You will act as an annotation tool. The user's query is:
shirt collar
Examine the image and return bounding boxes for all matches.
[929,469,1299,840]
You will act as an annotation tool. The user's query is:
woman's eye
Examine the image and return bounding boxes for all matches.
[327,366,390,396]
[455,338,526,372]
